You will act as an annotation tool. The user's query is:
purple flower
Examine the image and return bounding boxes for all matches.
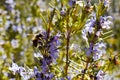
[82,13,96,41]
[34,67,54,80]
[9,62,34,80]
[5,0,16,11]
[44,73,54,80]
[41,59,49,73]
[68,0,76,7]
[9,62,20,75]
[82,30,88,41]
[44,56,53,65]
[49,35,60,60]
[93,42,106,61]
[96,70,105,80]
[60,9,66,16]
[20,69,34,80]
[100,16,113,29]
[103,0,110,8]
[85,19,96,33]
[86,43,93,56]
[34,67,39,75]
[34,67,44,80]
[67,76,71,80]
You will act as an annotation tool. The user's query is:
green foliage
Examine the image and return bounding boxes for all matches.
[0,0,120,80]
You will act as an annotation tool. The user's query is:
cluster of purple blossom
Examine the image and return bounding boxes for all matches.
[100,16,113,30]
[5,0,16,11]
[93,42,106,61]
[9,62,34,80]
[82,13,112,60]
[34,66,54,80]
[33,32,60,80]
[81,0,113,79]
[9,32,60,80]
[33,32,60,79]
[96,70,105,80]
[82,17,108,80]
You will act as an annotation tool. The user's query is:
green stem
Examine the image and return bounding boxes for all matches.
[81,20,101,79]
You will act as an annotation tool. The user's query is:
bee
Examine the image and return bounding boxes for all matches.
[32,38,38,47]
[32,33,43,47]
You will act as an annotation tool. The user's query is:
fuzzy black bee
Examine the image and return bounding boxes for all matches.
[32,33,43,47]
